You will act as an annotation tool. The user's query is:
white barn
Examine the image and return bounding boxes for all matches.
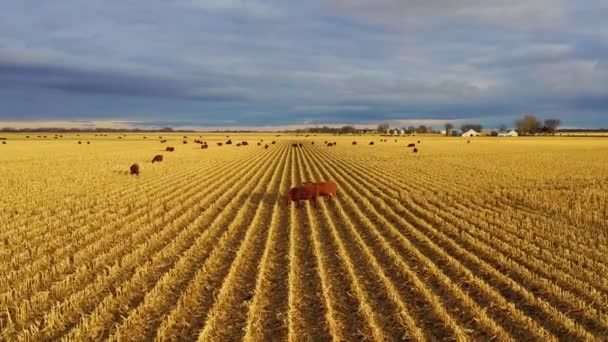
[498,130,518,137]
[462,129,481,137]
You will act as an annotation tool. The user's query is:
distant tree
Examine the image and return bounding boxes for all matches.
[340,125,356,134]
[415,125,428,134]
[159,127,174,132]
[544,118,561,135]
[515,115,541,135]
[377,123,390,133]
[461,123,483,133]
[445,123,454,136]
[407,126,416,134]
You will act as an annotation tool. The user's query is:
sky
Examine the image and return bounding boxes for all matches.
[1,0,608,130]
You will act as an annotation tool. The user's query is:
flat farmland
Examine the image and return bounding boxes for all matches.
[1,133,607,341]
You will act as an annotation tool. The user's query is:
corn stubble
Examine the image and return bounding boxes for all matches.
[1,134,607,341]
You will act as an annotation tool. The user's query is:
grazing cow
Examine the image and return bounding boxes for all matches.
[407,143,415,147]
[183,140,188,144]
[217,142,223,146]
[352,141,357,145]
[78,141,82,144]
[287,184,319,208]
[201,144,208,149]
[130,163,140,175]
[87,141,90,144]
[418,140,421,143]
[152,155,163,163]
[369,141,374,145]
[303,181,337,199]
[413,148,418,153]
[166,146,175,152]
[237,143,241,147]
[298,143,303,148]
[226,140,232,145]
[160,140,166,143]
[333,142,337,145]
[1,141,5,144]
[242,141,249,146]
[272,141,276,144]
[265,144,269,149]
[292,143,298,148]
[326,143,333,147]
[311,142,314,145]
[257,142,261,146]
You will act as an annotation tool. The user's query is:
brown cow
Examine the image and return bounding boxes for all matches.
[226,140,232,144]
[413,148,418,153]
[130,163,140,175]
[166,146,175,152]
[265,144,269,149]
[303,181,337,199]
[287,184,319,208]
[183,140,188,144]
[257,142,261,146]
[152,155,163,163]
[352,141,357,145]
[369,141,374,145]
[1,141,5,144]
[272,141,276,144]
[298,143,303,147]
[242,141,249,146]
[407,143,415,147]
[78,141,82,144]
[417,140,421,143]
[87,141,90,144]
[201,144,208,149]
[292,143,298,148]
[311,141,314,145]
[217,142,223,146]
[326,143,333,147]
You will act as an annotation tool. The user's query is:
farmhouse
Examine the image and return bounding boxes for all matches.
[462,129,481,137]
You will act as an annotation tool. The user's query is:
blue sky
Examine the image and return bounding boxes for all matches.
[1,0,608,130]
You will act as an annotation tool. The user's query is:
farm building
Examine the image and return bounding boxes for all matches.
[499,130,518,137]
[462,129,481,137]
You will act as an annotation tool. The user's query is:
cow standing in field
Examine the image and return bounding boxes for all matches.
[413,148,418,153]
[130,163,140,175]
[201,144,208,149]
[326,143,333,147]
[288,181,338,208]
[272,141,276,144]
[369,141,374,145]
[407,143,415,147]
[257,142,261,146]
[298,143,303,148]
[166,147,175,152]
[152,155,163,163]
[217,142,223,146]
[352,141,357,145]
[292,144,298,148]
[242,141,249,146]
[265,144,269,149]
[226,140,232,145]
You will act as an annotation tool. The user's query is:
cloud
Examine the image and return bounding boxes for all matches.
[182,0,283,17]
[0,46,250,101]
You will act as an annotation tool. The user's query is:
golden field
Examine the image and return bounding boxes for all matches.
[1,133,607,341]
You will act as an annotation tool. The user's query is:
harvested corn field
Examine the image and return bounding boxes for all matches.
[1,134,608,341]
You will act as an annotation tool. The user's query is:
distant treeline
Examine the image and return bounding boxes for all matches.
[0,127,195,133]
[557,128,608,132]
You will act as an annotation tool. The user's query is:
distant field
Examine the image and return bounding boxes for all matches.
[1,133,607,341]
